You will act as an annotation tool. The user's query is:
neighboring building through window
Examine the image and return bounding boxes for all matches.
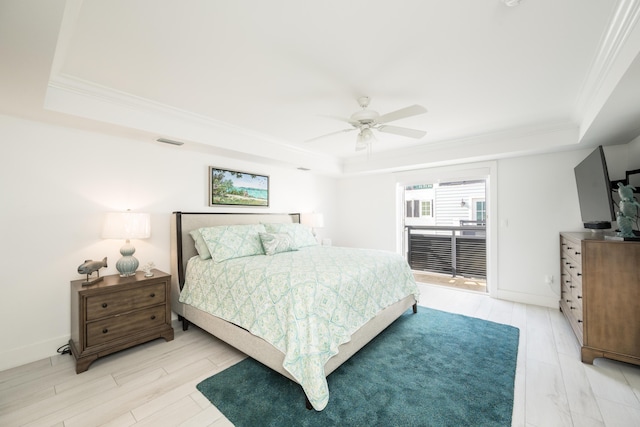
[404,180,485,227]
[474,200,486,223]
[421,200,432,217]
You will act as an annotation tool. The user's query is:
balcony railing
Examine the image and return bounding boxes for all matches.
[406,224,486,279]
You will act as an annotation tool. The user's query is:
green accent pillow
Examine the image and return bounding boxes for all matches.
[263,223,318,248]
[199,224,266,263]
[259,232,298,256]
[190,229,212,260]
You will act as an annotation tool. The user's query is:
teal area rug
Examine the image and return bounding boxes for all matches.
[197,307,519,427]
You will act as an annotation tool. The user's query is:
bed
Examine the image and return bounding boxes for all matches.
[170,212,419,410]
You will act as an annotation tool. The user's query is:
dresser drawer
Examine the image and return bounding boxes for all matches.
[86,283,166,320]
[86,305,166,347]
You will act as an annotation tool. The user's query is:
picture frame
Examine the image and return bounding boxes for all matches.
[209,167,269,207]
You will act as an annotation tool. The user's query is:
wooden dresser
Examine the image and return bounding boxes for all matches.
[69,269,174,373]
[560,232,640,366]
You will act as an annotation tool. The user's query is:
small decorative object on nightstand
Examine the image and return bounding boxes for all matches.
[77,257,108,286]
[69,269,174,373]
[142,261,155,277]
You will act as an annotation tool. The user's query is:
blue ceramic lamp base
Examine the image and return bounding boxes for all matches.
[116,240,139,277]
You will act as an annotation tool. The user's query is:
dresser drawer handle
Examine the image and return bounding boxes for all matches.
[569,285,575,288]
[102,303,108,308]
[575,251,581,255]
[569,266,575,269]
[150,293,156,298]
[577,295,582,299]
[151,315,156,320]
[102,328,108,334]
[576,273,582,276]
[577,319,583,323]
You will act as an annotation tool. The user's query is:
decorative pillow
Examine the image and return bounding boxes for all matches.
[263,222,318,248]
[190,229,212,260]
[199,224,266,262]
[259,232,298,256]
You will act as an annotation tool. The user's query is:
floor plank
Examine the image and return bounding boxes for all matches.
[0,283,639,426]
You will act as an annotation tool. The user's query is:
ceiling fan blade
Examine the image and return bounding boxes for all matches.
[377,104,427,124]
[318,114,361,128]
[305,128,355,143]
[377,125,426,139]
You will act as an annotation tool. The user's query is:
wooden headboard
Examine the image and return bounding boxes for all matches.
[170,211,300,292]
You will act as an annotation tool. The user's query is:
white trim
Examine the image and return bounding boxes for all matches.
[394,161,498,298]
[496,289,558,309]
[0,334,70,372]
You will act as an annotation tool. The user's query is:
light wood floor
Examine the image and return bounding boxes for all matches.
[1,283,639,426]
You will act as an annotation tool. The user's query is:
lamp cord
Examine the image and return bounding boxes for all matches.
[57,343,71,355]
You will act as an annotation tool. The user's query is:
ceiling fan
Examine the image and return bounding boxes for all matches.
[307,96,427,151]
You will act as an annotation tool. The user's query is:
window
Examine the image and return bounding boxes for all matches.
[407,200,433,218]
[421,200,432,217]
[475,200,486,222]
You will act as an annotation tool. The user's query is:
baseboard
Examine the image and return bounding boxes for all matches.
[496,289,558,309]
[0,334,70,372]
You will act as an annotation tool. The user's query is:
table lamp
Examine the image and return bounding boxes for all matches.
[300,213,324,237]
[102,210,150,277]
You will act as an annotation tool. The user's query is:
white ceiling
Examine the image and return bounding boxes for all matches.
[2,0,640,174]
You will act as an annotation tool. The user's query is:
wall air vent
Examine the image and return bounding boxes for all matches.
[156,138,185,146]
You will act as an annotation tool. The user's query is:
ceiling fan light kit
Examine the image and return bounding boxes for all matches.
[308,96,428,152]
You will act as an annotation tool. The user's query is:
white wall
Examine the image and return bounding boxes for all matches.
[0,114,338,371]
[336,143,635,309]
[2,110,637,371]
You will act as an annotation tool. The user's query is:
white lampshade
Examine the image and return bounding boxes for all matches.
[102,211,151,240]
[300,213,324,228]
[102,211,150,277]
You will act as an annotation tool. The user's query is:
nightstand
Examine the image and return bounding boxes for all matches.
[69,269,174,373]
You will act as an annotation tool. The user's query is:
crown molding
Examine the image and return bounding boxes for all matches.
[44,74,342,174]
[341,121,580,175]
[575,0,640,124]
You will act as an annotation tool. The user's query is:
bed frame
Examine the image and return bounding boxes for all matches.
[170,211,417,408]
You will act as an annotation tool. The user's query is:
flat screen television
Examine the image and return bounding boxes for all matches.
[574,146,615,229]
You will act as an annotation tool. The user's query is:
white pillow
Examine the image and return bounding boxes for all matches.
[263,222,318,248]
[259,232,298,255]
[199,224,266,262]
[190,229,212,260]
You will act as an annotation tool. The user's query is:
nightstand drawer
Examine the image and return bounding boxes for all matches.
[86,305,166,347]
[86,283,166,320]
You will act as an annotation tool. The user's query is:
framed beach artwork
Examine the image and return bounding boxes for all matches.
[209,167,270,207]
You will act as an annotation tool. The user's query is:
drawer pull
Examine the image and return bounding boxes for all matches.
[150,293,156,298]
[575,251,581,255]
[578,319,583,323]
[566,299,571,303]
[569,266,575,269]
[570,306,575,310]
[102,328,108,334]
[569,285,575,289]
[567,246,573,250]
[576,273,582,276]
[577,295,582,299]
[102,303,108,308]
[151,315,156,320]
